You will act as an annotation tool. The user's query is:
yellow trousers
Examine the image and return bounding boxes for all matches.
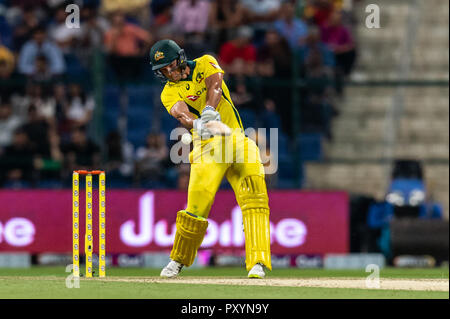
[178,130,272,271]
[186,131,265,218]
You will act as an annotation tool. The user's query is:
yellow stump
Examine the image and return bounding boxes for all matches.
[85,174,93,278]
[72,172,80,277]
[99,172,106,277]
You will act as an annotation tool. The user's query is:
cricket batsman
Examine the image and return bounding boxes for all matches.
[149,39,272,278]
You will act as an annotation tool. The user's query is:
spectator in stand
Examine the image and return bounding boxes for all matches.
[17,26,66,76]
[29,54,53,84]
[301,93,334,139]
[240,0,282,24]
[260,98,282,130]
[21,104,63,162]
[257,29,293,79]
[11,6,41,52]
[80,6,110,48]
[180,33,215,61]
[150,0,173,37]
[247,128,278,189]
[303,47,337,139]
[299,27,337,139]
[308,0,335,27]
[62,126,101,172]
[172,0,211,36]
[134,132,168,186]
[297,26,335,73]
[0,39,19,101]
[257,29,293,133]
[105,130,124,172]
[304,46,334,80]
[167,23,213,60]
[0,128,38,187]
[75,6,110,71]
[230,76,259,111]
[218,26,257,77]
[26,82,57,127]
[8,81,32,121]
[64,83,95,130]
[208,0,245,50]
[104,130,134,178]
[0,100,23,149]
[320,9,356,95]
[47,5,82,54]
[273,0,309,50]
[101,0,152,27]
[104,11,153,81]
[0,40,15,77]
[0,10,13,49]
[53,83,72,141]
[151,0,173,17]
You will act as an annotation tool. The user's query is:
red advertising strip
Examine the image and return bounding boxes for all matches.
[0,190,349,255]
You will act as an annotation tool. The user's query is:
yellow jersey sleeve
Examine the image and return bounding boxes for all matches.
[200,54,225,79]
[161,85,181,114]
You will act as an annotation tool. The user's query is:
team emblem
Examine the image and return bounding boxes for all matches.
[196,72,204,83]
[154,51,165,61]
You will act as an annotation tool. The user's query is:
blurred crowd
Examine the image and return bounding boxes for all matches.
[0,0,358,189]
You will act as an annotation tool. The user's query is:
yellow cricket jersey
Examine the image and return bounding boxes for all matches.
[160,54,244,132]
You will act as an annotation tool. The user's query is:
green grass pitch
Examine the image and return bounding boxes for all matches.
[0,266,448,299]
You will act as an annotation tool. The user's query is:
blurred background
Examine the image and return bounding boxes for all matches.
[0,0,448,271]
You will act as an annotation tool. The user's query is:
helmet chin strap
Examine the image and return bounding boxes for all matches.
[178,49,187,70]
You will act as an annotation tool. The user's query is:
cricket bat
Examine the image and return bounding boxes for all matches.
[204,120,232,136]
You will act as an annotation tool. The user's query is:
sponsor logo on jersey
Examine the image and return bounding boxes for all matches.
[187,95,200,101]
[186,87,206,101]
[196,72,204,83]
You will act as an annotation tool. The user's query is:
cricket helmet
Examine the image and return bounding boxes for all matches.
[150,39,187,81]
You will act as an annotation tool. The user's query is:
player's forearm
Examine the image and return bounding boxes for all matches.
[205,86,222,109]
[170,101,196,129]
[205,74,223,109]
[175,112,195,130]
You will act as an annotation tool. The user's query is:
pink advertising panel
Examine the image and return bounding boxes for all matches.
[0,190,349,254]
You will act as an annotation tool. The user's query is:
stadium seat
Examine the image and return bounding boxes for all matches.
[103,85,122,134]
[36,180,63,189]
[0,16,13,49]
[127,128,149,149]
[127,85,154,105]
[64,53,88,80]
[3,180,32,189]
[107,170,133,189]
[160,111,180,142]
[238,108,257,129]
[276,131,290,157]
[127,104,152,145]
[140,179,168,189]
[278,153,303,178]
[298,133,324,161]
[261,110,282,130]
[124,84,157,148]
[277,154,304,189]
[103,108,120,134]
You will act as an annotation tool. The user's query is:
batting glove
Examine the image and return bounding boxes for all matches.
[201,105,221,123]
[193,118,213,139]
